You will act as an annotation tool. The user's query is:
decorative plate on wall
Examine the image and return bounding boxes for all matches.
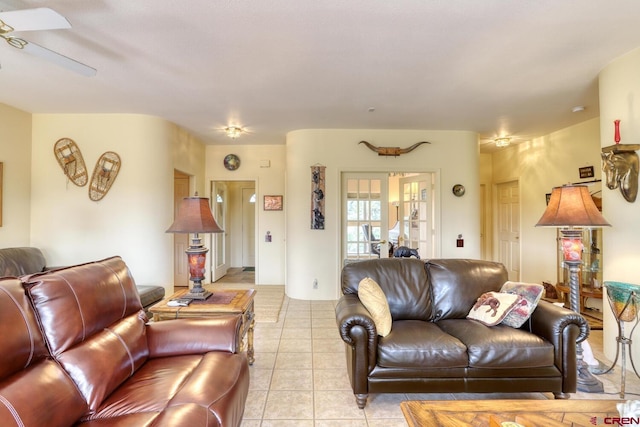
[452,184,465,197]
[223,154,241,171]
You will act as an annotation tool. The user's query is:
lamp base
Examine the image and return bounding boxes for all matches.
[181,281,212,301]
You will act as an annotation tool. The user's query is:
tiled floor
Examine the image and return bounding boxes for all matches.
[221,270,640,426]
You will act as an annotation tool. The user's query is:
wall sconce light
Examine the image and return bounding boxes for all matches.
[225,126,244,139]
[495,137,511,148]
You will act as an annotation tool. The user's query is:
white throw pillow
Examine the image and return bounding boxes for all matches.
[467,291,522,326]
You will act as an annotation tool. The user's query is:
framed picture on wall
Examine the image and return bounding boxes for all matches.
[264,195,283,211]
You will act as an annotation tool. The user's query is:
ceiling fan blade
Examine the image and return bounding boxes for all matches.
[0,8,70,32]
[18,39,96,77]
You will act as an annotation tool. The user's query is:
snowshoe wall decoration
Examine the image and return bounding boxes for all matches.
[89,151,121,201]
[54,138,88,186]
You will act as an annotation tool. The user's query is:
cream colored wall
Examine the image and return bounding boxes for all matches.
[0,104,32,247]
[286,129,480,300]
[29,114,203,297]
[205,144,286,285]
[490,118,602,285]
[599,47,640,363]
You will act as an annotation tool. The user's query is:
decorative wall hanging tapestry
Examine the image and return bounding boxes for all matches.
[89,151,121,201]
[54,138,88,186]
[311,164,325,230]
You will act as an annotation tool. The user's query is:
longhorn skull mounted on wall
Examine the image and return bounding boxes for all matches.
[359,140,431,156]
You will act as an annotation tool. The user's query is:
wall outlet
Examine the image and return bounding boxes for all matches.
[313,279,318,289]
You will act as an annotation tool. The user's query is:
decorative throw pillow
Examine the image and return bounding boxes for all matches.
[358,277,392,337]
[466,291,522,326]
[500,281,545,328]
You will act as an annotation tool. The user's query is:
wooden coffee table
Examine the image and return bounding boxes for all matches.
[149,287,256,365]
[401,399,621,426]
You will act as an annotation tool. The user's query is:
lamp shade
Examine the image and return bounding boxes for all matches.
[166,197,224,233]
[535,185,610,227]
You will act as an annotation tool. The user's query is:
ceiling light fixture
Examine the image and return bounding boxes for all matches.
[225,126,243,139]
[495,137,511,148]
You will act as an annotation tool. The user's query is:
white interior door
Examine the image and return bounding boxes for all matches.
[211,181,228,281]
[496,180,520,280]
[399,173,436,259]
[342,173,390,262]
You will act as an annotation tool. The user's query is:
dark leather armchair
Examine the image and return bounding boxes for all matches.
[335,258,588,408]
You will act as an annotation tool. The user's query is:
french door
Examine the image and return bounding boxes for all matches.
[211,181,228,281]
[342,173,390,262]
[399,173,437,259]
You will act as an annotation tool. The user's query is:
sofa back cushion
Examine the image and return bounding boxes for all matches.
[0,247,46,276]
[427,259,508,321]
[0,278,88,426]
[23,256,149,413]
[342,258,432,320]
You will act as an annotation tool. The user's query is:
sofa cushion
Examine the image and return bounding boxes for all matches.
[23,256,149,412]
[377,320,468,368]
[342,258,432,321]
[438,319,555,368]
[500,281,545,328]
[358,277,392,336]
[0,247,46,276]
[467,291,521,326]
[427,259,508,321]
[0,278,88,427]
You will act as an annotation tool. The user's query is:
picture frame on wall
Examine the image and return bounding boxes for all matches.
[264,195,283,211]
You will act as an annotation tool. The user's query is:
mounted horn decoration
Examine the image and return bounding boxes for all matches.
[359,140,430,156]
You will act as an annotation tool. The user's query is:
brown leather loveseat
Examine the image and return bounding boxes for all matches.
[335,258,588,408]
[0,256,249,426]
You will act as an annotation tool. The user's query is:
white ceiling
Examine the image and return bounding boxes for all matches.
[2,1,640,152]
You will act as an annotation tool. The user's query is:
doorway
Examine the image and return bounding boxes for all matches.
[173,170,190,288]
[342,172,438,264]
[210,180,256,283]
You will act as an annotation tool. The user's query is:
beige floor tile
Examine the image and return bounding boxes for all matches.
[284,317,312,328]
[312,318,337,328]
[242,390,267,420]
[279,338,312,352]
[281,327,312,339]
[261,421,314,427]
[312,327,341,339]
[253,338,281,353]
[312,310,337,319]
[313,353,347,370]
[315,420,368,427]
[248,368,273,390]
[366,419,409,427]
[263,390,314,419]
[313,337,346,353]
[271,368,314,390]
[364,393,408,419]
[314,369,352,390]
[314,390,366,420]
[275,352,313,369]
[239,419,261,427]
[255,327,283,340]
[249,351,276,370]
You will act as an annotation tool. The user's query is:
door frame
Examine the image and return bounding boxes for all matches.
[209,179,258,283]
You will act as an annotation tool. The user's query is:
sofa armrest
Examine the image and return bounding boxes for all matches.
[146,315,242,357]
[335,294,378,374]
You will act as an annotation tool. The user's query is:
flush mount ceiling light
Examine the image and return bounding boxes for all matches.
[495,137,511,148]
[225,126,244,139]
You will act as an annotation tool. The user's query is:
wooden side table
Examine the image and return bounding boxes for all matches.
[149,287,256,365]
[556,282,603,313]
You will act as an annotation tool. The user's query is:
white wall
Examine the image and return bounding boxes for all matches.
[598,47,640,363]
[206,144,286,285]
[29,114,199,297]
[0,103,32,247]
[286,129,480,300]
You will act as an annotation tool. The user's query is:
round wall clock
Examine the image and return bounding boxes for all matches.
[452,184,466,197]
[223,154,241,171]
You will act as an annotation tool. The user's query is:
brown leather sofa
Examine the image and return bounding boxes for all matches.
[0,256,249,426]
[0,247,165,312]
[336,258,588,408]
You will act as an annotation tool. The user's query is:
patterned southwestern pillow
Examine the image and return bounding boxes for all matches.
[467,291,522,326]
[358,277,392,337]
[499,281,545,328]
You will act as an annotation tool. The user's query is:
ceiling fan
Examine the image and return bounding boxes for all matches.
[0,7,96,76]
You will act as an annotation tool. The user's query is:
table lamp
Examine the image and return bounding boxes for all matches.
[535,184,610,392]
[166,195,223,300]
